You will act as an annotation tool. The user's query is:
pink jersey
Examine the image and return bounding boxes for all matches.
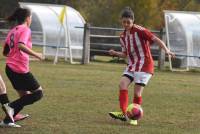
[120,25,155,74]
[5,24,32,73]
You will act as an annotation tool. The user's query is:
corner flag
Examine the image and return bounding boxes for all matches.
[59,6,67,24]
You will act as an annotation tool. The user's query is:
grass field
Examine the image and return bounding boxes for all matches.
[0,58,200,134]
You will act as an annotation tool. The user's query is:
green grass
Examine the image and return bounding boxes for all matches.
[0,59,200,134]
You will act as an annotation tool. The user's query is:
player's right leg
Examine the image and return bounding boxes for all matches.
[118,76,132,114]
[109,112,127,121]
[0,75,14,123]
[109,111,138,125]
[109,69,132,122]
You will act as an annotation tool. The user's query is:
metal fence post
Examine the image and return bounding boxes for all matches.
[81,23,90,64]
[158,28,166,70]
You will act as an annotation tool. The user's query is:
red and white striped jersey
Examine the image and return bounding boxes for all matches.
[120,24,156,74]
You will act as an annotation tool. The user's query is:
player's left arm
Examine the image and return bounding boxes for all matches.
[18,44,43,60]
[153,36,175,58]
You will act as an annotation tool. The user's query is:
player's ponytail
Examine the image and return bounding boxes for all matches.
[6,7,31,24]
[6,12,17,22]
[121,6,134,20]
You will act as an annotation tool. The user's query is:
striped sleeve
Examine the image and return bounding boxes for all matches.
[142,28,155,44]
[119,33,127,54]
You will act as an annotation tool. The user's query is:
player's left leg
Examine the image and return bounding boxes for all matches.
[129,72,152,125]
[10,87,43,118]
[133,84,144,105]
[13,91,30,122]
[133,72,152,105]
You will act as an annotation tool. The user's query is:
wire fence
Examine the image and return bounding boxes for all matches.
[0,21,167,69]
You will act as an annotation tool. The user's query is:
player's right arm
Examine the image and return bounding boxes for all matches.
[108,33,127,58]
[108,49,127,58]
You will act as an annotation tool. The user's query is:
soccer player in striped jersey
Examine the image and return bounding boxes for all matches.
[108,7,175,125]
[0,7,43,127]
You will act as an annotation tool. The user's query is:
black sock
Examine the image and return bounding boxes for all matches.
[13,106,23,117]
[9,90,43,115]
[3,116,12,123]
[0,94,10,105]
[3,105,24,123]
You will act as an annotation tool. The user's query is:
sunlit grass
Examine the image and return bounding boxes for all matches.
[0,56,199,133]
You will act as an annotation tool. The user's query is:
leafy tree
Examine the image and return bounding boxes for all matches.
[1,0,200,29]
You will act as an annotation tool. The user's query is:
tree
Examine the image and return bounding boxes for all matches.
[1,0,200,29]
[0,0,18,18]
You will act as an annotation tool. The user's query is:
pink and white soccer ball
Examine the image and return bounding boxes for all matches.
[126,103,143,120]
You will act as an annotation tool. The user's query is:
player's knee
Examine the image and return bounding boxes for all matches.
[33,89,43,102]
[37,86,43,91]
[119,81,128,89]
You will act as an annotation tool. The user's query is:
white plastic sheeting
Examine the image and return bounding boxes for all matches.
[164,11,200,69]
[19,2,85,60]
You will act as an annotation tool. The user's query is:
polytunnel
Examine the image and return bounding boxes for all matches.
[19,2,86,63]
[164,11,200,70]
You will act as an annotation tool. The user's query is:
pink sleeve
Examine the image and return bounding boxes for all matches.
[119,33,127,55]
[18,28,31,45]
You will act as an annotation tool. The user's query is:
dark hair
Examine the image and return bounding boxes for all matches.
[6,7,31,24]
[121,7,134,20]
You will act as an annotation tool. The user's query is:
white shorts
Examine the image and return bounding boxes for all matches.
[123,68,152,86]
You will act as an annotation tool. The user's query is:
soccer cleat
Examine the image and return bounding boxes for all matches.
[2,103,14,123]
[109,112,127,121]
[14,114,29,122]
[129,119,138,125]
[0,121,21,128]
[109,112,138,125]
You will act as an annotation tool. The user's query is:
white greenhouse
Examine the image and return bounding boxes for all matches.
[164,11,200,71]
[19,2,86,63]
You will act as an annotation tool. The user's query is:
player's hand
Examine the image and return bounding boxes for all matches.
[35,53,44,61]
[108,49,116,56]
[166,50,176,58]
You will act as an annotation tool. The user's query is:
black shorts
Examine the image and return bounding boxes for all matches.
[6,65,40,91]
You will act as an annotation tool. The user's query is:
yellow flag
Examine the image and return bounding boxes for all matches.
[59,6,67,24]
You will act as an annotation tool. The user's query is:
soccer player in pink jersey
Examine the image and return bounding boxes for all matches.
[0,7,43,127]
[108,7,175,125]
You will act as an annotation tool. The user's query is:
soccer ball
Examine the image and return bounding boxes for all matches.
[126,103,143,120]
